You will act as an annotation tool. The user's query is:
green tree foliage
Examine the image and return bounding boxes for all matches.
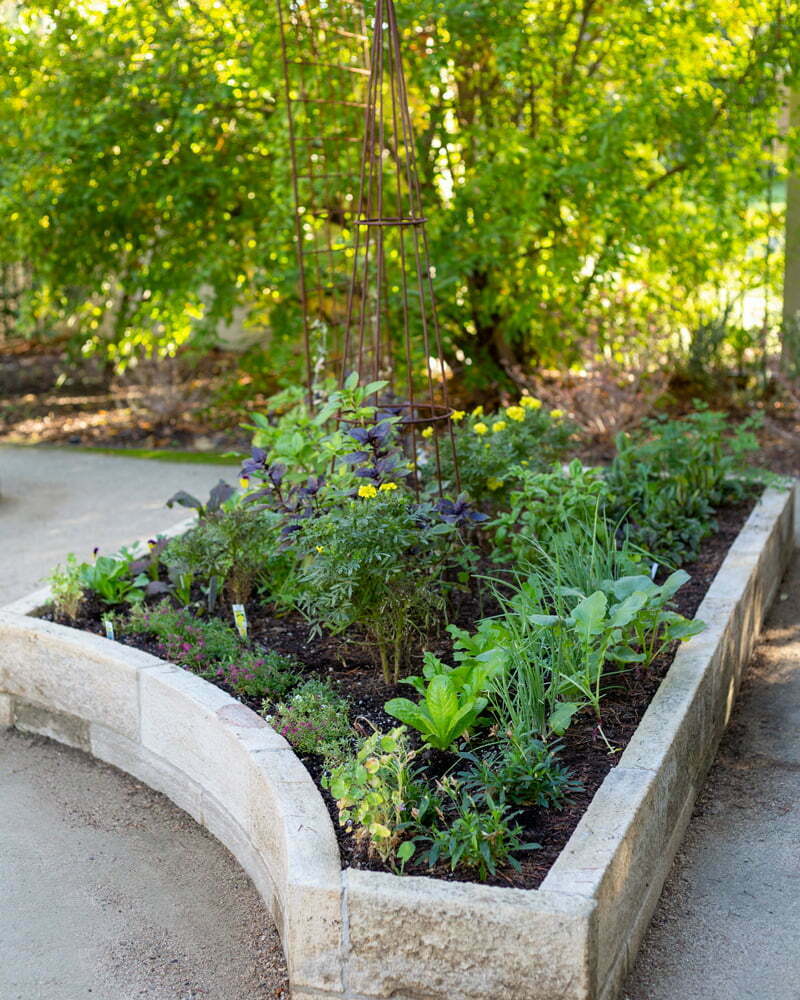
[0,1,797,375]
[0,0,293,359]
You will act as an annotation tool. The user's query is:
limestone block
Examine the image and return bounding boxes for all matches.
[0,615,150,739]
[14,700,90,751]
[344,869,593,1000]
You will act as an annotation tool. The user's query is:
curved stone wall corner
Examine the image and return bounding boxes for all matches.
[0,610,345,999]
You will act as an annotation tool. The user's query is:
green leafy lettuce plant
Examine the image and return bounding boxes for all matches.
[384,652,497,751]
[79,548,148,606]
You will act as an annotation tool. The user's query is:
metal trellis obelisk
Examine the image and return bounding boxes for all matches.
[276,0,370,406]
[278,0,460,493]
[342,0,459,493]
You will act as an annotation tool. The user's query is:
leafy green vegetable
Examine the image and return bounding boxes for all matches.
[385,655,495,751]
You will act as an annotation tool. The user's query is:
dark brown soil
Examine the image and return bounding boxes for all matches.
[40,492,757,889]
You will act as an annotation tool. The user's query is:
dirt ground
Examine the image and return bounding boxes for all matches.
[2,341,799,476]
[1,729,290,1000]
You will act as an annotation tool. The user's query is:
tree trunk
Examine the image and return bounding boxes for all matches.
[781,89,800,371]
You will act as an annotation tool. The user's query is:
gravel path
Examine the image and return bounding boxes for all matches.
[623,551,800,1000]
[0,445,289,1000]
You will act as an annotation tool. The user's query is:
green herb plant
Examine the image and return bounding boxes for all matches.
[326,727,434,867]
[264,679,353,763]
[457,732,581,810]
[80,549,148,606]
[47,553,85,619]
[606,409,759,565]
[163,503,296,607]
[296,492,458,684]
[491,460,611,566]
[417,779,537,881]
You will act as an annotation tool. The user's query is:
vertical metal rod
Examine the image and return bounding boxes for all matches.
[277,0,315,411]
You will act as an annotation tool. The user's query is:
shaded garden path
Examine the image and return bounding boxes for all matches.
[0,445,288,999]
[624,551,800,1000]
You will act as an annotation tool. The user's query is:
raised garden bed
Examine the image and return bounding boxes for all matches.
[1,483,794,1000]
[38,494,755,891]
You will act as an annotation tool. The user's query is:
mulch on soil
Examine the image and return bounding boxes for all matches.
[41,494,756,889]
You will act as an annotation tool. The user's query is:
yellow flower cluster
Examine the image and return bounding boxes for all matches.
[550,409,565,419]
[520,395,542,410]
[487,477,504,491]
[473,422,489,436]
[472,405,484,418]
[358,482,398,499]
[492,420,507,433]
[506,405,525,422]
[421,426,434,439]
[451,410,466,422]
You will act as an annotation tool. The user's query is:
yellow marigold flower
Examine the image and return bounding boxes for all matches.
[451,409,466,422]
[473,422,489,436]
[238,476,250,490]
[487,477,504,491]
[379,482,398,492]
[315,545,325,553]
[520,395,542,410]
[550,409,565,419]
[472,405,484,418]
[421,426,434,439]
[358,484,378,499]
[506,405,525,422]
[492,420,507,433]
[520,460,529,466]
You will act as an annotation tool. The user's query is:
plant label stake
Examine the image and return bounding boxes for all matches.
[232,604,249,642]
[103,617,115,642]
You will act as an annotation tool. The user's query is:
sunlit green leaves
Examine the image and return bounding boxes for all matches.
[0,0,796,372]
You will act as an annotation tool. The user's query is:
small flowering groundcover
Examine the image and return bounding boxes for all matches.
[44,382,760,887]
